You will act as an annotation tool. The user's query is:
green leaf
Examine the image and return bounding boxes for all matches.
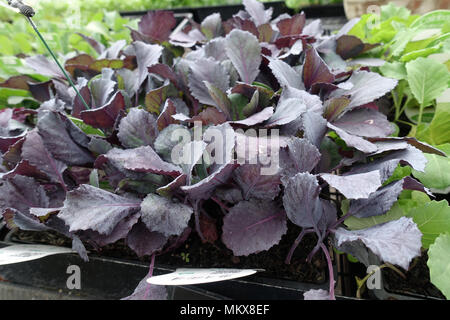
[68,116,106,137]
[400,45,442,63]
[416,103,450,145]
[407,200,450,249]
[383,165,412,186]
[381,3,411,21]
[379,61,407,80]
[411,10,450,30]
[406,57,450,108]
[427,233,450,299]
[413,144,450,193]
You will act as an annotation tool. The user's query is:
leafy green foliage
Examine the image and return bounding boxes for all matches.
[428,233,450,299]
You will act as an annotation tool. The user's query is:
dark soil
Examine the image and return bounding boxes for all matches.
[9,221,327,284]
[382,251,446,299]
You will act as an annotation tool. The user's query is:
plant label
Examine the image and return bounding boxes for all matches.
[147,268,262,286]
[0,244,74,265]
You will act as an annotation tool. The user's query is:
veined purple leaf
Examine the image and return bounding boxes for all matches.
[138,11,176,43]
[1,160,47,181]
[243,0,273,26]
[266,98,306,127]
[349,177,429,218]
[122,275,167,300]
[28,80,53,102]
[188,58,230,107]
[148,64,180,89]
[222,200,287,256]
[0,175,49,215]
[335,217,422,270]
[25,55,65,80]
[336,35,378,60]
[320,171,381,200]
[37,111,94,166]
[140,194,193,237]
[100,146,183,177]
[303,19,323,38]
[329,71,398,112]
[72,78,91,118]
[233,164,281,200]
[177,141,208,182]
[189,107,228,125]
[225,29,262,84]
[118,108,158,149]
[224,17,259,38]
[133,41,164,88]
[332,109,395,138]
[21,130,67,187]
[169,29,207,47]
[81,92,126,129]
[201,13,223,39]
[203,81,232,120]
[277,13,306,36]
[303,47,335,90]
[279,137,321,176]
[59,184,141,235]
[328,122,378,154]
[268,58,304,90]
[157,174,187,197]
[279,86,323,114]
[126,221,168,257]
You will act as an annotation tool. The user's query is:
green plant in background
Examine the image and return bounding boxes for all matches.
[347,6,450,194]
[286,0,342,10]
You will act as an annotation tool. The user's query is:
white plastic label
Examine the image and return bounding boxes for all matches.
[147,268,261,286]
[0,244,74,265]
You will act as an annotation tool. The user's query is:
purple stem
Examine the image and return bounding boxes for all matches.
[320,243,335,301]
[211,196,230,212]
[194,200,206,242]
[143,253,156,300]
[285,228,314,265]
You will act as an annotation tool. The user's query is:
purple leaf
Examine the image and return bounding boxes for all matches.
[279,137,321,176]
[320,171,381,199]
[99,146,183,177]
[243,0,273,26]
[300,111,328,148]
[148,64,180,89]
[21,130,67,187]
[277,13,306,36]
[138,11,176,43]
[122,275,167,300]
[329,71,398,112]
[204,38,228,61]
[224,17,259,38]
[225,29,262,84]
[266,98,306,127]
[140,194,193,237]
[72,79,91,118]
[336,35,378,60]
[145,83,170,114]
[157,99,179,131]
[59,184,141,235]
[90,68,116,108]
[0,175,49,215]
[181,162,238,200]
[368,137,446,157]
[282,172,336,231]
[203,81,233,120]
[133,41,164,88]
[323,97,351,122]
[118,108,159,148]
[3,207,50,232]
[332,108,395,138]
[37,111,95,165]
[201,13,223,39]
[222,200,287,256]
[76,33,105,54]
[126,221,168,257]
[81,212,140,247]
[157,174,187,197]
[81,92,126,129]
[328,122,378,153]
[335,217,422,270]
[268,59,304,90]
[303,47,335,90]
[349,177,430,218]
[25,55,65,80]
[188,58,230,107]
[233,164,281,200]
[28,80,53,102]
[230,107,274,126]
